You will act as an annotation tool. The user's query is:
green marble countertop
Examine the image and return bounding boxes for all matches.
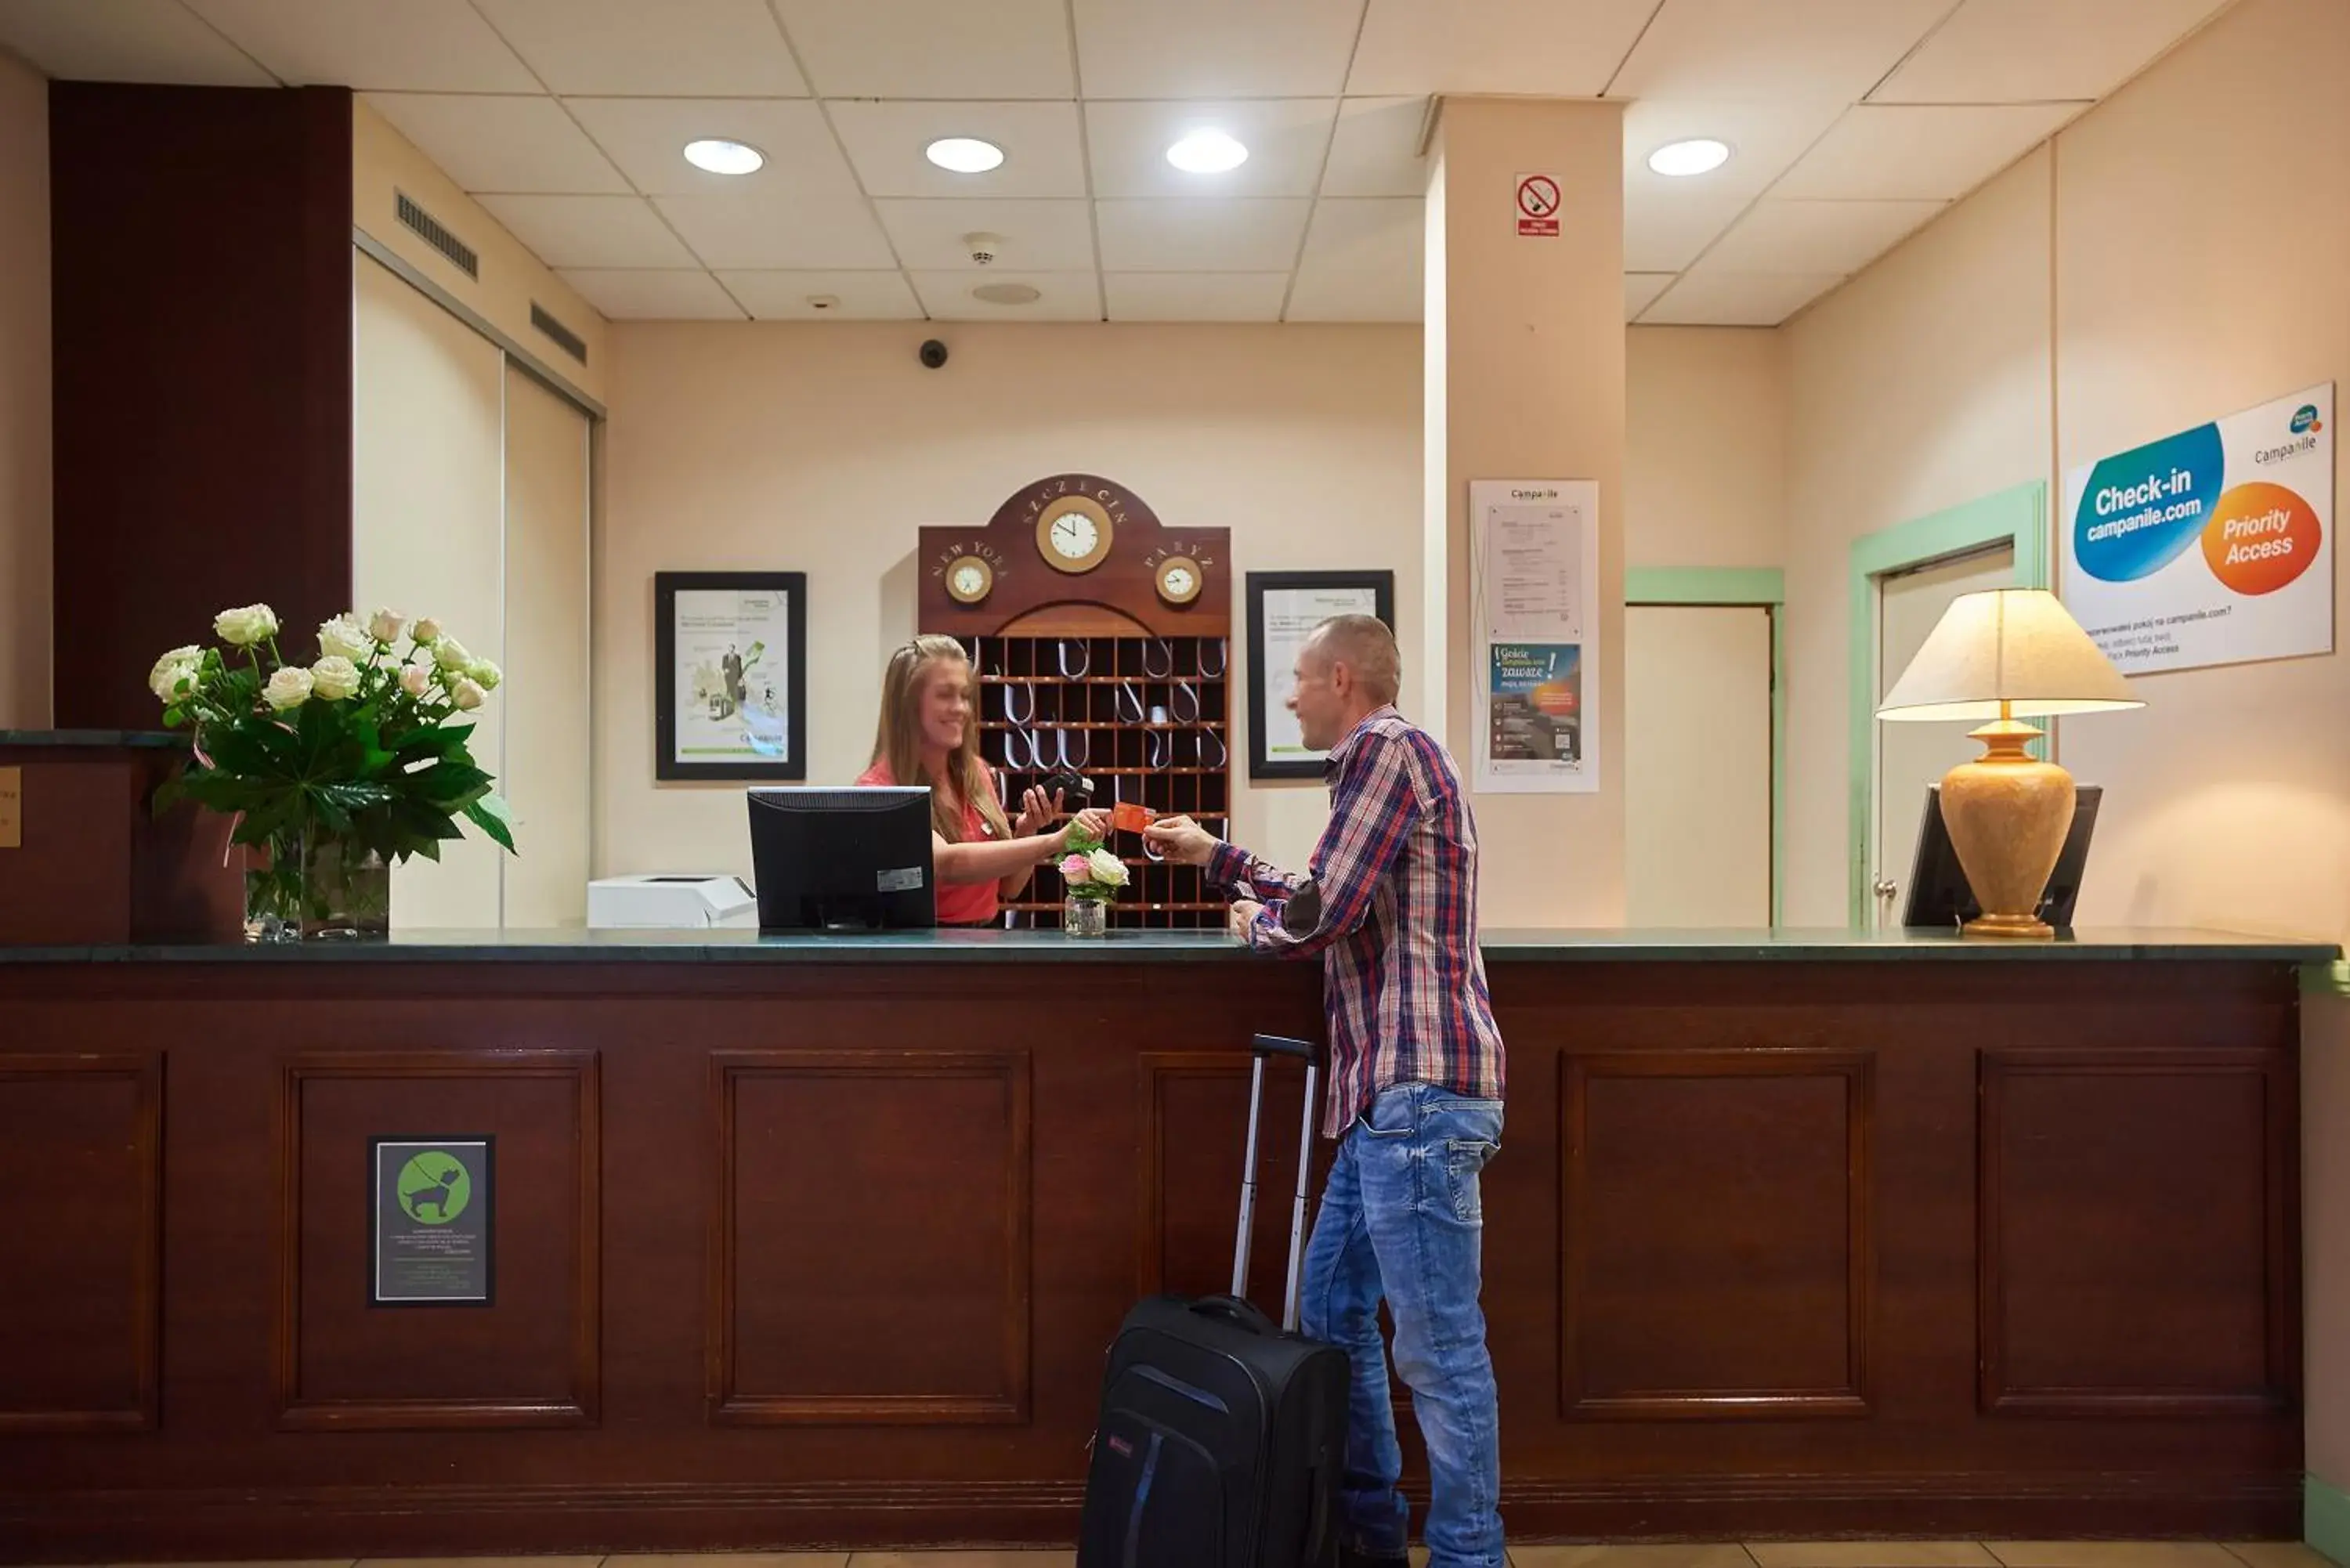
[0,926,2334,965]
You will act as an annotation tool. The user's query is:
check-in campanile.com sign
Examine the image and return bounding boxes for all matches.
[2061,383,2333,675]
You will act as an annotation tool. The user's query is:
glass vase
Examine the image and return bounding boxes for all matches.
[1063,894,1109,938]
[246,832,389,942]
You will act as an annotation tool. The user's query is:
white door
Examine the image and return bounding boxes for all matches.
[1871,546,2014,927]
[1626,604,1773,927]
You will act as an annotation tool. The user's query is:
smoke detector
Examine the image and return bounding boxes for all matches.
[962,230,1008,266]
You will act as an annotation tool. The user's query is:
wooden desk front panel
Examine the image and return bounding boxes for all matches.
[0,956,2302,1558]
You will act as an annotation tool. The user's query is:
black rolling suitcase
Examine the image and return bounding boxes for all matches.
[1076,1033,1349,1568]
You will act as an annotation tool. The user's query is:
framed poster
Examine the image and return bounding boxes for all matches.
[1246,570,1396,779]
[371,1136,494,1306]
[1470,479,1600,793]
[655,572,808,781]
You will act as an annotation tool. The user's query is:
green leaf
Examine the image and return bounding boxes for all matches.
[464,793,518,853]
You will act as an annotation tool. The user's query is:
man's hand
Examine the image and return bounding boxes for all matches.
[1144,814,1219,866]
[1227,898,1264,945]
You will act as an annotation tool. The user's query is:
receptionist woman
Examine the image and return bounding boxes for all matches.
[860,634,1108,927]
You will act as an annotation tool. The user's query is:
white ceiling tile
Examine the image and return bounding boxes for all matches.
[566,97,861,199]
[472,0,807,97]
[1321,97,1430,199]
[1087,99,1339,200]
[874,198,1095,271]
[776,0,1075,98]
[718,269,925,320]
[1640,269,1845,326]
[1104,273,1291,323]
[1623,190,1752,272]
[653,190,898,269]
[0,0,277,85]
[362,95,629,195]
[1702,198,1945,273]
[1096,199,1313,273]
[1623,273,1676,320]
[1347,0,1657,96]
[1285,266,1419,323]
[1872,0,2230,104]
[558,269,747,320]
[910,270,1103,322]
[185,0,538,92]
[829,100,1088,200]
[477,194,701,269]
[1074,0,1363,98]
[1777,103,2078,200]
[1610,0,1954,103]
[1300,197,1421,275]
[1623,98,1849,201]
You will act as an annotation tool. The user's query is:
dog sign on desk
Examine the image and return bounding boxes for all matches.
[371,1136,494,1306]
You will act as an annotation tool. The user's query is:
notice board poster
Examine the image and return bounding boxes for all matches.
[372,1136,494,1306]
[2061,383,2333,674]
[1472,479,1600,794]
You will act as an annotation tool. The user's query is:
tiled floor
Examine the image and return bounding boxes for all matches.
[44,1545,2337,1568]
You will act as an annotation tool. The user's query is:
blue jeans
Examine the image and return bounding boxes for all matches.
[1300,1081,1505,1568]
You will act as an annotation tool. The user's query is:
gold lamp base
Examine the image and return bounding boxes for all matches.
[1939,716,2076,940]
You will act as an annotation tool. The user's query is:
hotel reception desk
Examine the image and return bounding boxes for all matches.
[0,927,2334,1558]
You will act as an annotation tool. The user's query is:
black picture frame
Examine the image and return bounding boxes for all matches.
[1246,569,1397,780]
[368,1133,496,1309]
[655,571,808,782]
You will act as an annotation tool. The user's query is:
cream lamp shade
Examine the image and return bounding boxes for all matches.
[1877,588,2141,723]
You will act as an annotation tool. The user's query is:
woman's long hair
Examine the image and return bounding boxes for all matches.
[873,635,1010,844]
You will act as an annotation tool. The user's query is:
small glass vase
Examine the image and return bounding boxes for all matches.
[1063,894,1109,938]
[246,832,389,942]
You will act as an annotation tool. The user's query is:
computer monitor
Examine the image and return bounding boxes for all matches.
[1900,782,2102,930]
[747,786,935,931]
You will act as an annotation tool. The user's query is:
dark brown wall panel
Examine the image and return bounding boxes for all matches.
[49,84,352,728]
[275,1050,600,1430]
[1136,1051,1324,1303]
[1979,1048,2295,1415]
[1563,1050,1873,1418]
[710,1050,1032,1424]
[0,1055,161,1433]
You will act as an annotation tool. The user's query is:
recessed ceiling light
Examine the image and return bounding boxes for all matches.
[927,136,1005,174]
[683,138,764,175]
[972,281,1042,306]
[1647,138,1731,178]
[1166,129,1248,175]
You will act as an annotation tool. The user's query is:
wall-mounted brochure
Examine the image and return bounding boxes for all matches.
[1471,479,1600,794]
[2061,384,2333,675]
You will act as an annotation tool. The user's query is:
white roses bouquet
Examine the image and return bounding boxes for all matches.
[150,605,515,934]
[1057,819,1130,906]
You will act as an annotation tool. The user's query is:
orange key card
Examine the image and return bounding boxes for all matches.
[1112,801,1158,833]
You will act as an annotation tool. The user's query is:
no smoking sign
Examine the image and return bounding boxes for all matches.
[1516,172,1560,237]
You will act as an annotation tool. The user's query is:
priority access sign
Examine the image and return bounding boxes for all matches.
[1516,173,1560,237]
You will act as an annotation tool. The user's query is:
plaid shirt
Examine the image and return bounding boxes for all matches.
[1206,706,1506,1138]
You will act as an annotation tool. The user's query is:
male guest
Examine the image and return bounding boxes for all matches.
[1146,613,1508,1568]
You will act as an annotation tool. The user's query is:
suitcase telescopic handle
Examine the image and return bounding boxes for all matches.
[1233,1035,1322,1333]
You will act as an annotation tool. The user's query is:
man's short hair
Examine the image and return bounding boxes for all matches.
[1310,613,1402,705]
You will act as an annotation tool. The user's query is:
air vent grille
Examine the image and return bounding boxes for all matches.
[531,302,588,365]
[395,191,478,280]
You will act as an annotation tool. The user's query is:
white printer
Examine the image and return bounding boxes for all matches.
[587,873,758,930]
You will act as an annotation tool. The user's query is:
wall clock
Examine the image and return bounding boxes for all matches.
[1036,494,1115,574]
[1155,555,1204,605]
[944,554,994,605]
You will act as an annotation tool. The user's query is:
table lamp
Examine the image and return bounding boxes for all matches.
[1875,588,2141,938]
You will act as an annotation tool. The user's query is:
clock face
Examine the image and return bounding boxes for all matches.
[1036,497,1115,573]
[1049,512,1098,560]
[943,554,993,605]
[1155,555,1204,605]
[1162,565,1196,598]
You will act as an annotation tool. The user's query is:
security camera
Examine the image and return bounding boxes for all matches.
[919,338,949,369]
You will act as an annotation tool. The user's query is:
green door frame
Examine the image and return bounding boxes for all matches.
[1625,567,1786,927]
[1846,482,2049,927]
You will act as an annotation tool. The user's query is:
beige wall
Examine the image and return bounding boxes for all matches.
[1778,0,2350,1504]
[353,99,609,407]
[597,321,1432,882]
[1627,327,1788,571]
[0,48,49,729]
